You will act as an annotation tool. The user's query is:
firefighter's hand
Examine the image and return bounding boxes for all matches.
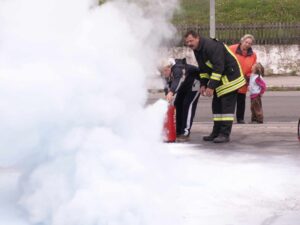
[166,91,174,102]
[200,86,206,96]
[205,88,214,97]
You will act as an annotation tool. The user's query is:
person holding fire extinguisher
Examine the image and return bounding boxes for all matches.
[160,58,201,142]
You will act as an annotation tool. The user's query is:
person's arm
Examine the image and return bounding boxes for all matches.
[165,66,185,102]
[205,42,225,90]
[255,76,267,95]
[188,65,208,96]
[169,66,184,94]
[166,91,174,102]
[163,79,169,95]
[199,73,209,88]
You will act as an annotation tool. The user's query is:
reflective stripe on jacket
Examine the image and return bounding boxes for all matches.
[194,37,246,97]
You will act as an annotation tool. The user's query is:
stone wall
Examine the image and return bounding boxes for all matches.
[165,45,300,76]
[254,45,300,76]
[149,45,299,90]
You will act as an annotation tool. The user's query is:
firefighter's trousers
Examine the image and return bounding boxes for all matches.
[211,91,237,137]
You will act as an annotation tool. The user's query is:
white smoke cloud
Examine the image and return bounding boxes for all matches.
[2,1,300,224]
[0,0,182,224]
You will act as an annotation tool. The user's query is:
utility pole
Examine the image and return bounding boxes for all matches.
[210,0,216,38]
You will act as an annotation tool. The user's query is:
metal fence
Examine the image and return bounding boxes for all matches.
[176,23,300,45]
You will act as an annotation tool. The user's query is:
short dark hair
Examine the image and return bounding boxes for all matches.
[184,30,199,39]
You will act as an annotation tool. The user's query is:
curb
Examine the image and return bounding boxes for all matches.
[267,86,300,91]
[148,87,300,93]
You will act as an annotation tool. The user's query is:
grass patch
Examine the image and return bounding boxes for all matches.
[174,0,300,25]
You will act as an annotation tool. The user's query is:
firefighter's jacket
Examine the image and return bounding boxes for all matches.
[194,37,246,97]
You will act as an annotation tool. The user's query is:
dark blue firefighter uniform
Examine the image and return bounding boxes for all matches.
[194,37,246,142]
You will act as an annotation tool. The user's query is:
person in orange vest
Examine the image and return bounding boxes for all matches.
[229,34,257,124]
[160,58,201,142]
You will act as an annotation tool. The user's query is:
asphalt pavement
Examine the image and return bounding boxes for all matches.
[148,75,300,151]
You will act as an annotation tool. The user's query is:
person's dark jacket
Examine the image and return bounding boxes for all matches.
[164,59,200,95]
[193,37,246,97]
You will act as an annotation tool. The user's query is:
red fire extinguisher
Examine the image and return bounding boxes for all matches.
[163,104,176,143]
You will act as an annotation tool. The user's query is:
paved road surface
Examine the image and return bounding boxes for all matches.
[148,91,300,151]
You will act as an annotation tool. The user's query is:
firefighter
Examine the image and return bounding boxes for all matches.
[160,58,201,142]
[184,30,246,143]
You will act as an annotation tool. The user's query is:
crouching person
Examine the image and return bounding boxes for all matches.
[160,58,201,142]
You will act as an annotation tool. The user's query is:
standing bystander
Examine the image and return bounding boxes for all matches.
[249,63,267,123]
[229,34,257,124]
